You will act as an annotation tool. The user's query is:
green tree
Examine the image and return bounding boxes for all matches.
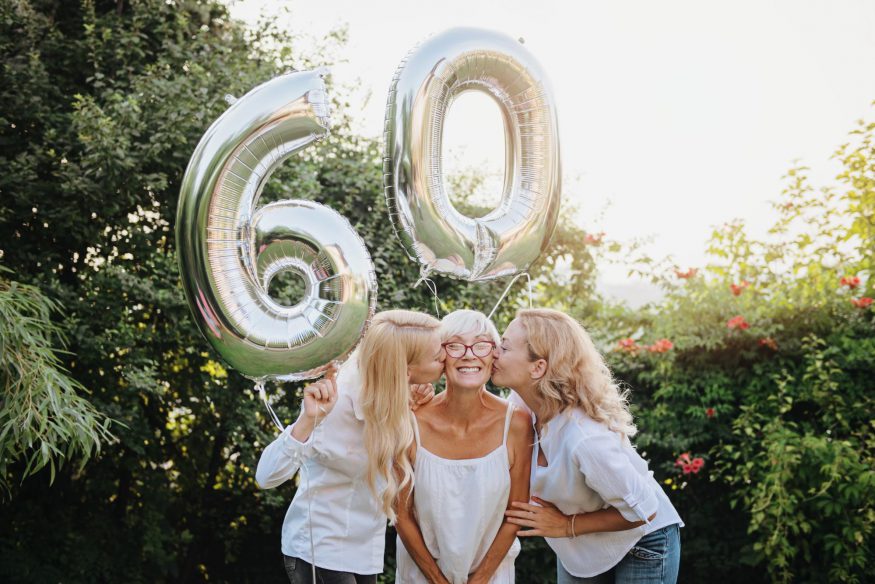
[0,1,595,581]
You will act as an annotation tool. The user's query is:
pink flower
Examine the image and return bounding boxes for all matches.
[675,452,705,475]
[616,338,639,353]
[759,337,778,350]
[851,297,873,309]
[730,280,750,296]
[584,232,605,245]
[840,276,861,289]
[647,339,674,353]
[727,315,750,330]
[675,268,698,279]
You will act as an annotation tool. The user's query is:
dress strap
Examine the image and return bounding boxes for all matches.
[411,412,422,447]
[502,403,514,446]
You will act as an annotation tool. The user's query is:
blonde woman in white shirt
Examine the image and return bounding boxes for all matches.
[494,308,683,584]
[395,309,534,584]
[256,310,445,584]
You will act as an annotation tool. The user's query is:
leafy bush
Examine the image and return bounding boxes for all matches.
[593,114,875,583]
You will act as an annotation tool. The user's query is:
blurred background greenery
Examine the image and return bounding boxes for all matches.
[1,1,872,582]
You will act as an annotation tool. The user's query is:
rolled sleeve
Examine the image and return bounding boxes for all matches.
[574,433,659,525]
[619,484,659,524]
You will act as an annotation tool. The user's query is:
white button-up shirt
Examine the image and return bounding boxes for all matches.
[508,392,683,578]
[255,362,386,575]
[531,407,683,577]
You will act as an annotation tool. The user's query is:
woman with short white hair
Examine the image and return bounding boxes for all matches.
[395,309,533,584]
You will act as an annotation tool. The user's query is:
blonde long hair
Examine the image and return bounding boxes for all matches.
[516,308,637,439]
[358,309,440,523]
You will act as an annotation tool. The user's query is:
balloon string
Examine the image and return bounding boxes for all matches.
[304,405,322,582]
[487,272,533,320]
[256,379,321,581]
[413,272,444,318]
[257,381,285,433]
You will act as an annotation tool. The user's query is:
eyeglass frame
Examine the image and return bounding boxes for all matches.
[441,340,496,358]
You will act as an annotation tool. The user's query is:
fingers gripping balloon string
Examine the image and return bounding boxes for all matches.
[257,380,322,581]
[413,271,445,318]
[487,272,533,320]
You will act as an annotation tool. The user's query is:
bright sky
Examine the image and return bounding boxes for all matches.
[229,0,875,302]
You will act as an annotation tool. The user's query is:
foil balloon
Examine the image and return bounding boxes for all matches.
[383,27,562,281]
[177,70,377,381]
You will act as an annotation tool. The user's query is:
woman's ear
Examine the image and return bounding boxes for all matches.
[530,358,547,380]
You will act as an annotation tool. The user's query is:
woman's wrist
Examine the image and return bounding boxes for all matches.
[290,412,317,442]
[565,513,578,538]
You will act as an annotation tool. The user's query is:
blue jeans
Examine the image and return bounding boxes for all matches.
[556,524,681,584]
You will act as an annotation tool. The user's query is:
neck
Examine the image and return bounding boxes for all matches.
[514,381,548,425]
[442,382,487,425]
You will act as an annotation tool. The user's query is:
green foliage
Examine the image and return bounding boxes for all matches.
[0,1,594,582]
[586,113,875,583]
[0,266,116,495]
[5,1,870,582]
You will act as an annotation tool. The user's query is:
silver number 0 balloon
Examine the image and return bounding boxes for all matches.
[177,70,377,381]
[384,27,562,281]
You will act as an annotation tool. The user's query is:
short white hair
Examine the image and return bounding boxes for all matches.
[440,309,500,345]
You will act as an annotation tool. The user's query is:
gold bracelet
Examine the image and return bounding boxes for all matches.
[571,514,577,538]
[565,515,572,538]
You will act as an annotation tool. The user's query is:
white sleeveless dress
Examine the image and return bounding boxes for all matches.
[396,403,521,584]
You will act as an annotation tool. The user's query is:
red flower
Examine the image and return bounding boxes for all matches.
[647,339,674,353]
[675,452,705,475]
[584,232,605,245]
[727,315,750,330]
[840,276,861,289]
[759,337,778,350]
[705,407,715,418]
[730,280,750,296]
[851,297,873,309]
[616,338,639,352]
[675,268,698,279]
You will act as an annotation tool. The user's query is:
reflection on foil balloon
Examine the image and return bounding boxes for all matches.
[383,27,562,281]
[177,70,377,381]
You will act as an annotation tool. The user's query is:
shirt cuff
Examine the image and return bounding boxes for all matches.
[620,487,659,524]
[280,423,314,455]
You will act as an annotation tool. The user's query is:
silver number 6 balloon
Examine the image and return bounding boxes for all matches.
[176,70,377,382]
[384,27,562,281]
